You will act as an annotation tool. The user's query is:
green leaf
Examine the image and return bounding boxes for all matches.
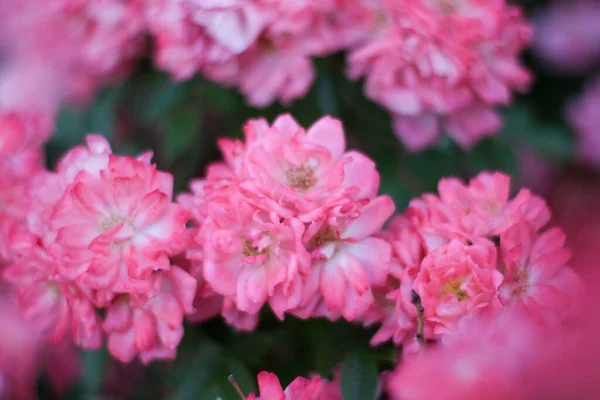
[86,86,125,137]
[164,108,203,163]
[54,106,88,145]
[131,70,192,123]
[500,106,573,160]
[340,350,378,400]
[168,342,222,400]
[314,323,355,376]
[80,348,108,396]
[315,74,340,117]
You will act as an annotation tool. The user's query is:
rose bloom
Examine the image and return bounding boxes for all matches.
[201,190,310,317]
[226,114,380,220]
[347,0,531,151]
[387,302,598,400]
[145,0,361,107]
[41,135,188,296]
[3,243,104,349]
[413,239,503,336]
[292,195,395,322]
[143,0,270,81]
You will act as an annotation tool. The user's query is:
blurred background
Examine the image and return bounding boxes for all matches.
[3,0,600,398]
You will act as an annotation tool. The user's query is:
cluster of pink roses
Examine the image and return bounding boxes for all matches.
[2,0,533,153]
[176,114,583,352]
[0,111,585,374]
[144,0,532,150]
[0,108,589,396]
[178,114,396,329]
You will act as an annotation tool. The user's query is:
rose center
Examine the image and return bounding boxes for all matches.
[101,215,126,232]
[243,240,268,257]
[286,165,317,191]
[440,278,469,301]
[437,0,460,13]
[306,227,337,252]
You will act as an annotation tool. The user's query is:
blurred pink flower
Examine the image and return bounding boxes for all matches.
[0,0,145,105]
[387,298,600,400]
[533,0,600,74]
[145,0,363,107]
[0,284,80,399]
[348,0,531,151]
[144,0,269,81]
[567,76,600,168]
[386,309,549,400]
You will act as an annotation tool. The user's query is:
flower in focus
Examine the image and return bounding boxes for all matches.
[533,0,600,74]
[293,195,395,321]
[347,0,532,151]
[233,114,380,220]
[44,135,188,294]
[362,215,424,345]
[4,134,196,363]
[201,192,310,316]
[414,240,503,336]
[3,244,103,348]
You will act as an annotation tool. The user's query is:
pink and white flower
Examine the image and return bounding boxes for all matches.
[413,240,504,336]
[42,135,188,295]
[230,114,380,220]
[201,191,310,316]
[293,195,395,321]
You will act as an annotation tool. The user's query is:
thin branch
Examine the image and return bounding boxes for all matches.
[411,290,427,348]
[228,375,246,399]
